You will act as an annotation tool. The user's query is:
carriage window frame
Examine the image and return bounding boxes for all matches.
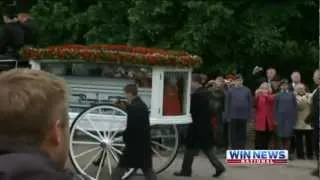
[150,67,192,119]
[31,60,153,108]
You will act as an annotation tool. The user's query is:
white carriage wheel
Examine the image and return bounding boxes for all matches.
[150,124,179,174]
[69,104,134,180]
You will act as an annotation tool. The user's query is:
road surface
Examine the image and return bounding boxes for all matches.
[68,154,318,180]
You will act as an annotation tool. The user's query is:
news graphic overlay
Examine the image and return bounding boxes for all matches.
[226,150,288,165]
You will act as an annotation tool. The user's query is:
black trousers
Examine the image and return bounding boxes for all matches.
[289,136,296,154]
[313,129,319,160]
[111,166,157,180]
[214,113,225,149]
[230,119,247,149]
[294,129,313,159]
[222,122,230,149]
[255,131,272,149]
[177,124,188,147]
[180,148,225,174]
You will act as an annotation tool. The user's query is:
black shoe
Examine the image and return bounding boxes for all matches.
[174,171,192,177]
[92,155,104,166]
[213,168,225,178]
[311,169,319,177]
[296,156,305,160]
[288,155,294,160]
[92,159,101,166]
[306,156,313,160]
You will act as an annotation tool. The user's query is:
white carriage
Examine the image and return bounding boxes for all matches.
[22,44,202,180]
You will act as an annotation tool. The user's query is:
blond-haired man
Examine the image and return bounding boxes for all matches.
[0,69,79,179]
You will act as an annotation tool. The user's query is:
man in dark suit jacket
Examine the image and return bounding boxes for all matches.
[16,11,37,68]
[16,0,38,46]
[251,66,277,92]
[17,12,38,46]
[310,69,319,177]
[174,75,225,178]
[112,84,156,180]
[0,69,83,180]
[289,71,301,92]
[0,6,24,60]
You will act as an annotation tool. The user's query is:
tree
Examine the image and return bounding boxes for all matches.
[28,0,318,83]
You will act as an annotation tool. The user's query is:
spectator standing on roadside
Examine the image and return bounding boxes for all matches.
[254,82,276,149]
[226,74,253,149]
[270,75,281,93]
[294,83,313,160]
[289,71,301,92]
[274,79,297,154]
[288,71,302,158]
[269,75,281,149]
[200,73,208,86]
[225,74,236,89]
[252,67,277,91]
[0,69,84,180]
[207,77,226,150]
[222,74,237,149]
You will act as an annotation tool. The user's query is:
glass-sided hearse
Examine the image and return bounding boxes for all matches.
[21,44,202,180]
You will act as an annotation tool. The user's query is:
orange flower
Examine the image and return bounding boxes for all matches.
[21,44,203,67]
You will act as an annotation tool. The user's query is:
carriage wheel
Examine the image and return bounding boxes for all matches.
[69,104,180,179]
[149,124,179,174]
[69,104,134,180]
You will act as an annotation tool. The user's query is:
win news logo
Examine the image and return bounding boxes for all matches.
[226,150,288,165]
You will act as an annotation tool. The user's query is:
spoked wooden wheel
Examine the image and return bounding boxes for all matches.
[69,104,180,179]
[69,104,134,180]
[150,124,179,173]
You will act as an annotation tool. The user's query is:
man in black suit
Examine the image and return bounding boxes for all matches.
[309,69,319,177]
[16,0,38,46]
[112,84,156,180]
[0,5,24,60]
[289,71,301,92]
[174,75,225,178]
[251,66,277,92]
[17,12,38,46]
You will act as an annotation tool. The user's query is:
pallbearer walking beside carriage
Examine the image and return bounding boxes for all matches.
[174,75,225,178]
[112,84,156,180]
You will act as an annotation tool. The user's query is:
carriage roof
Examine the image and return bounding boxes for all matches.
[22,44,195,125]
[21,44,202,68]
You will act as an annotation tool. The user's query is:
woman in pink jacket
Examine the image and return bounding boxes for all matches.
[254,82,276,149]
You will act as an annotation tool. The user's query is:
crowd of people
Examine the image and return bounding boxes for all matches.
[0,2,318,180]
[190,67,320,176]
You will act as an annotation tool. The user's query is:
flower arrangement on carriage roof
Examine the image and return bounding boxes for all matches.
[22,44,202,180]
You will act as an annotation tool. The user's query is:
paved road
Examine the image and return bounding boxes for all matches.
[68,154,318,180]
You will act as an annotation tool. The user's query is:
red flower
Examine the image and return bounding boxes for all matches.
[21,44,203,67]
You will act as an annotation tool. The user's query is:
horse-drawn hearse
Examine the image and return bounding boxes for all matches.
[14,44,202,179]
